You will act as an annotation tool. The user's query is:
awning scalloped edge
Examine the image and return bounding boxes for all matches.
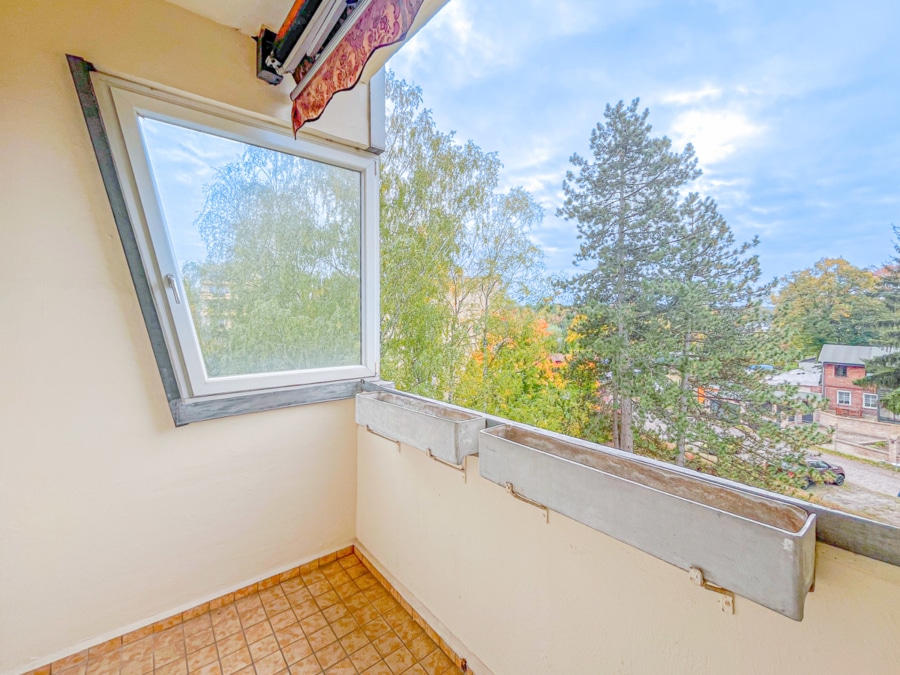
[292,0,425,134]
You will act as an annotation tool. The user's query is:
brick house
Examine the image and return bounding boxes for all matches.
[818,344,891,418]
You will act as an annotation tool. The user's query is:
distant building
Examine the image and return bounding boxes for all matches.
[766,360,822,423]
[818,344,891,418]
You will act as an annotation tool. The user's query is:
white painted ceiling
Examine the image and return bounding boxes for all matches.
[166,0,295,35]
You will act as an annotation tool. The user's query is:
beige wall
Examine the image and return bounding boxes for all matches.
[357,431,900,675]
[0,1,364,672]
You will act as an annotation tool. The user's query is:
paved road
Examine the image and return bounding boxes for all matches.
[806,450,900,527]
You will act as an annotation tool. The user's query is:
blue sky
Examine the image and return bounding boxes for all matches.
[387,0,900,282]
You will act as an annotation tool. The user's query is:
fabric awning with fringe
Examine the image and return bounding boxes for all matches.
[271,0,426,134]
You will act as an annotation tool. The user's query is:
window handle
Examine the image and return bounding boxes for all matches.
[165,274,181,305]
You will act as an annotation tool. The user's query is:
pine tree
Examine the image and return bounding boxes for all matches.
[558,99,699,451]
[637,194,828,486]
[857,224,900,411]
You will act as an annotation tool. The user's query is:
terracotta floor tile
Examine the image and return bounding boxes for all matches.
[288,656,322,675]
[122,637,153,660]
[270,610,299,632]
[329,616,358,640]
[343,593,369,612]
[210,606,239,627]
[120,657,151,675]
[333,582,358,602]
[124,627,155,645]
[281,638,313,666]
[155,658,188,675]
[192,663,222,675]
[299,613,328,637]
[262,596,291,616]
[253,651,286,675]
[275,624,306,650]
[154,627,185,650]
[360,619,391,642]
[323,659,355,675]
[242,620,273,645]
[236,604,267,627]
[55,665,87,675]
[88,638,122,658]
[383,647,415,675]
[183,617,212,638]
[27,552,462,675]
[393,621,421,645]
[307,626,337,652]
[235,595,263,612]
[346,566,367,581]
[306,580,331,598]
[219,648,252,675]
[212,620,241,642]
[215,631,247,658]
[372,597,399,616]
[185,629,215,654]
[248,635,279,662]
[52,651,88,673]
[293,600,321,620]
[314,592,341,610]
[351,605,379,626]
[348,645,380,673]
[281,577,305,594]
[355,576,377,591]
[153,642,186,668]
[186,644,217,672]
[327,572,352,588]
[382,609,411,630]
[361,662,392,675]
[85,656,119,675]
[372,632,403,659]
[259,587,286,602]
[313,643,345,671]
[405,636,436,662]
[287,589,313,608]
[301,570,326,586]
[338,630,369,657]
[321,604,348,624]
[417,651,453,675]
[154,616,183,633]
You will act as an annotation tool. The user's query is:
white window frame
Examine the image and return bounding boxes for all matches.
[863,393,878,409]
[836,390,852,406]
[92,74,379,399]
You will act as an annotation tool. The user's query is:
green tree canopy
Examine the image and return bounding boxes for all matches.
[772,258,885,356]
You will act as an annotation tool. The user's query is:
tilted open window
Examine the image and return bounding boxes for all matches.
[88,72,379,420]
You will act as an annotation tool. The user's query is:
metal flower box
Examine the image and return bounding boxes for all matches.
[479,424,817,620]
[356,391,485,465]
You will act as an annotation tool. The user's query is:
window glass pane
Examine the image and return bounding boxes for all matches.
[138,117,362,378]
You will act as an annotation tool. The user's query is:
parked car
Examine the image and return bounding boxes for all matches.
[777,458,845,488]
[804,458,845,486]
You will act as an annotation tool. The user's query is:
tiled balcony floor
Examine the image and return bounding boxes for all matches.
[47,552,461,675]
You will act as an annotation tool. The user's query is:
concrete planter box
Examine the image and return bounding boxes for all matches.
[356,391,485,465]
[479,424,817,620]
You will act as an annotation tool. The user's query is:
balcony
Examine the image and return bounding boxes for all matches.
[3,1,900,674]
[8,387,900,675]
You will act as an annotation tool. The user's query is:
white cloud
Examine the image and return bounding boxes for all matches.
[662,86,723,105]
[670,108,765,165]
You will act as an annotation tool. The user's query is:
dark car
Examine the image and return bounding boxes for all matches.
[804,458,845,486]
[777,457,846,488]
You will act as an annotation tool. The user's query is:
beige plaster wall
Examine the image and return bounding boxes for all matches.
[357,431,900,675]
[0,1,365,672]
